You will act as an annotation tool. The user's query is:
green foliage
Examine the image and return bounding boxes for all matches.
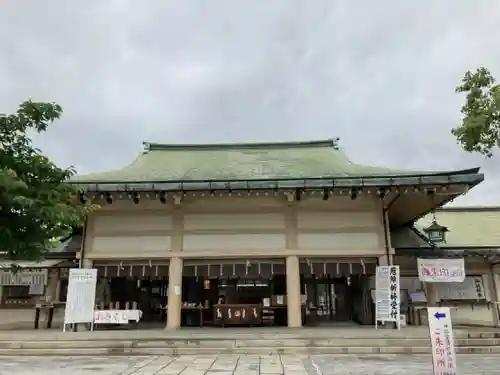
[0,100,95,260]
[452,67,500,157]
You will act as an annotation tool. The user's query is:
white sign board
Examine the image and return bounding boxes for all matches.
[418,258,465,283]
[375,265,400,328]
[428,307,457,375]
[63,268,97,328]
[94,309,142,324]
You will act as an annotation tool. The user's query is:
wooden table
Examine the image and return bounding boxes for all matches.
[181,306,210,327]
[306,307,318,326]
[213,304,262,327]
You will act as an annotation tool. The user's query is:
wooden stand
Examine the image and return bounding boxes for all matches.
[33,303,59,329]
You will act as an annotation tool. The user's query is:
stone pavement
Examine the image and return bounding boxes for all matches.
[1,354,498,375]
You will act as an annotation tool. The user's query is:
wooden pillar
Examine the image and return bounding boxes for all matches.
[424,283,439,306]
[284,194,301,328]
[80,259,94,331]
[286,255,302,328]
[166,257,183,329]
[44,268,59,302]
[43,268,60,326]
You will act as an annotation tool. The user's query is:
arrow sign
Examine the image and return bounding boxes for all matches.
[434,312,446,320]
[428,307,457,373]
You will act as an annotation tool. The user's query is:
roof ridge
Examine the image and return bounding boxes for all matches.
[143,139,340,152]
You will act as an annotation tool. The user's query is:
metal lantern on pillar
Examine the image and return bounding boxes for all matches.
[423,213,449,244]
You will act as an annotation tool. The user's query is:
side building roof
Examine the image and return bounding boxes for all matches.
[394,207,500,261]
[417,206,500,248]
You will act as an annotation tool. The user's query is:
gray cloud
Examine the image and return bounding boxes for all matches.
[1,0,499,205]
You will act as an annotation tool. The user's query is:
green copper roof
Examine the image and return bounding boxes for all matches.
[417,207,500,247]
[71,139,480,184]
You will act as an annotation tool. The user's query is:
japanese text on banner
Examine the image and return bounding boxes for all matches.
[389,266,399,320]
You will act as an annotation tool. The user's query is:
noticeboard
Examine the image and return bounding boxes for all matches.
[63,268,97,327]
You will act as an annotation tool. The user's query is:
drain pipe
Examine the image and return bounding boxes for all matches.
[79,217,88,269]
[381,193,401,265]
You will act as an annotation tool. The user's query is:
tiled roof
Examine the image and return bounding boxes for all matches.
[392,222,500,260]
[71,139,477,183]
[417,207,500,247]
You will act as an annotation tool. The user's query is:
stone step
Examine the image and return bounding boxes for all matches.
[1,337,499,349]
[464,332,500,338]
[1,329,500,356]
[1,345,500,356]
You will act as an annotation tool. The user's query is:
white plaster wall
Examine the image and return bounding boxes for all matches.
[88,213,173,257]
[298,195,379,211]
[85,195,386,258]
[298,232,380,250]
[296,207,382,253]
[183,234,286,252]
[93,214,173,234]
[297,211,379,229]
[91,236,172,257]
[183,196,284,212]
[184,213,285,231]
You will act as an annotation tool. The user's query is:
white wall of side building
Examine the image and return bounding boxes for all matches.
[384,256,499,327]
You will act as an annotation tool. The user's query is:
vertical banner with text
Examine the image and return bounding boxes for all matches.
[375,265,400,329]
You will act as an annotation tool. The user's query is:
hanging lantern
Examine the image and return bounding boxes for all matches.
[423,213,449,244]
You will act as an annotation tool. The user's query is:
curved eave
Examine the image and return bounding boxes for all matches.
[70,168,484,193]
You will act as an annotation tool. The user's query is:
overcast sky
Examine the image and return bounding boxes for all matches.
[1,0,499,205]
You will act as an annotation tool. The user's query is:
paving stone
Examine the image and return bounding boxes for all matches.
[309,354,500,375]
[260,355,283,374]
[0,354,499,374]
[209,354,240,372]
[182,371,209,375]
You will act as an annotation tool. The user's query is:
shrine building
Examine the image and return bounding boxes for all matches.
[59,139,486,329]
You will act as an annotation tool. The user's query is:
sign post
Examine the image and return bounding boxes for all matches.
[63,268,97,332]
[427,307,457,375]
[375,265,400,329]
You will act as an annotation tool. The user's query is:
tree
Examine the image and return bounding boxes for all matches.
[0,100,94,261]
[452,67,500,157]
